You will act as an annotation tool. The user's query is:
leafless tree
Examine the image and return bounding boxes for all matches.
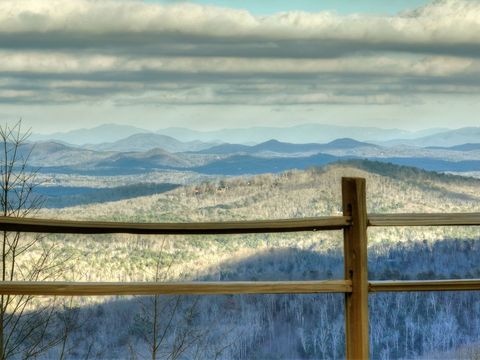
[0,121,67,359]
[132,237,229,360]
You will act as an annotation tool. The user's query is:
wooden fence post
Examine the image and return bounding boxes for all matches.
[342,177,369,359]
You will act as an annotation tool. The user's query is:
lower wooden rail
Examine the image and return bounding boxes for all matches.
[4,279,479,296]
[0,280,352,296]
[0,216,350,234]
[369,213,480,227]
[369,279,480,292]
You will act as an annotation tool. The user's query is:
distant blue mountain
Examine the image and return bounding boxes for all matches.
[323,138,379,150]
[427,143,480,152]
[30,139,480,176]
[196,143,251,154]
[35,151,480,176]
[157,124,445,144]
[86,133,216,153]
[31,123,459,147]
[191,155,480,175]
[383,127,480,147]
[96,148,191,168]
[198,138,377,155]
[32,124,151,145]
[379,157,480,172]
[191,153,340,175]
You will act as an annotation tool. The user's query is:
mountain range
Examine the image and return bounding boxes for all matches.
[85,133,217,153]
[428,143,480,151]
[20,123,480,177]
[197,138,377,155]
[156,124,449,144]
[24,137,480,177]
[31,124,149,145]
[31,123,472,147]
[382,127,480,147]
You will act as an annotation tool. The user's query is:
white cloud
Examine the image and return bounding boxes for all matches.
[1,0,479,44]
[0,51,476,77]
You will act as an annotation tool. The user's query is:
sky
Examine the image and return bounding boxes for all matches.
[148,0,431,16]
[1,0,480,133]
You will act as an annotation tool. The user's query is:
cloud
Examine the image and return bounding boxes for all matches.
[0,51,476,76]
[0,0,479,57]
[0,0,479,106]
[1,0,479,41]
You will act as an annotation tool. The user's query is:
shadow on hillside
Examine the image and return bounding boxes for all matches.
[199,247,344,282]
[35,183,180,208]
[27,238,480,359]
[56,247,347,359]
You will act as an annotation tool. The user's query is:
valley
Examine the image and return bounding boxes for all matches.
[14,159,480,359]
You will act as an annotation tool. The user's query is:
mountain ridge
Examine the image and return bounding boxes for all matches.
[31,124,151,145]
[30,123,466,147]
[157,124,448,144]
[85,133,216,153]
[383,127,480,147]
[198,137,377,155]
[427,143,480,152]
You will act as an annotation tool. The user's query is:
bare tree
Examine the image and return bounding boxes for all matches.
[131,237,229,360]
[0,121,66,359]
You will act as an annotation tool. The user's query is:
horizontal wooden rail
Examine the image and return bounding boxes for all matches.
[0,216,350,235]
[2,213,478,235]
[369,279,480,292]
[6,279,480,296]
[3,278,480,296]
[368,213,480,227]
[0,280,352,296]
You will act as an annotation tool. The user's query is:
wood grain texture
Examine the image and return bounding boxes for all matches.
[342,177,370,360]
[368,213,480,227]
[0,280,352,296]
[0,216,351,235]
[369,279,480,292]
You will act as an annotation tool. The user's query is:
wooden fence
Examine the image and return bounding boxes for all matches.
[1,177,480,359]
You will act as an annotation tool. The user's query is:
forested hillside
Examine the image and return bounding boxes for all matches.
[16,161,479,359]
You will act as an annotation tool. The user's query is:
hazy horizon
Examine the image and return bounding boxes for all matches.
[25,122,465,138]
